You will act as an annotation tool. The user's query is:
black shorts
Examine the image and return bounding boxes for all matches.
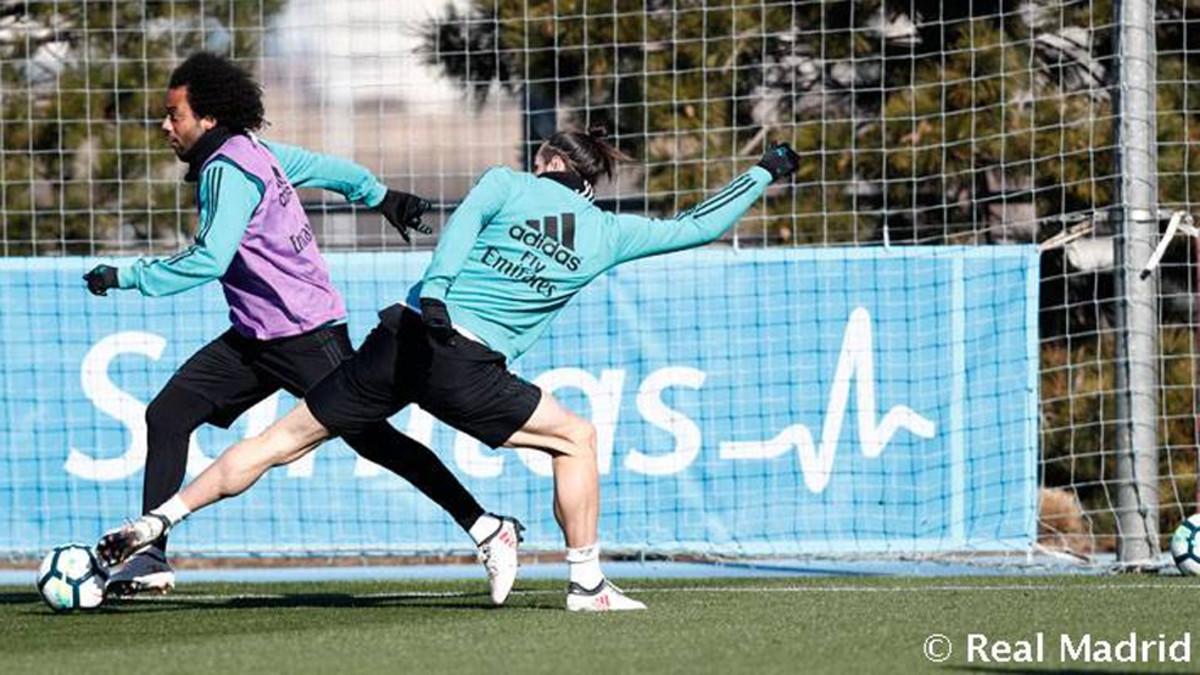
[168,323,354,428]
[306,305,542,448]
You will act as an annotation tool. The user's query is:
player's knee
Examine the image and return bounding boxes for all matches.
[145,393,182,437]
[341,425,392,463]
[564,419,597,458]
[145,386,208,439]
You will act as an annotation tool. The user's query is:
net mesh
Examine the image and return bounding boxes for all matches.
[0,0,1195,563]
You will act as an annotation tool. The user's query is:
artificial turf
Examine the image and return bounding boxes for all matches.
[2,575,1197,674]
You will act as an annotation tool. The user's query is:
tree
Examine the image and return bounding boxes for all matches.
[0,1,285,256]
[418,1,1166,245]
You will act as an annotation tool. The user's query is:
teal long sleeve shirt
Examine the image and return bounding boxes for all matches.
[117,139,388,297]
[408,165,773,361]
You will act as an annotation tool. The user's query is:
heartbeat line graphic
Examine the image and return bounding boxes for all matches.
[719,307,936,493]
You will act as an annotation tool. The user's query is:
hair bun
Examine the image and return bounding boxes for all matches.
[587,124,608,140]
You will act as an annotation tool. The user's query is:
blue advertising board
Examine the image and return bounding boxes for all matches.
[0,247,1037,556]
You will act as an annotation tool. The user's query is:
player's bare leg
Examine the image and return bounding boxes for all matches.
[504,392,645,612]
[505,394,597,547]
[97,403,329,567]
[180,402,329,508]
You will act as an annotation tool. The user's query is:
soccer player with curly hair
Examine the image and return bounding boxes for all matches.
[84,52,522,602]
[99,120,800,612]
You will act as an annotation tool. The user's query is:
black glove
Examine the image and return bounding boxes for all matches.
[419,297,456,346]
[377,190,433,243]
[83,264,119,296]
[756,141,800,182]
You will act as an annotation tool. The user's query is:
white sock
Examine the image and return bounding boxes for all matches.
[150,495,191,528]
[566,543,604,589]
[469,514,502,546]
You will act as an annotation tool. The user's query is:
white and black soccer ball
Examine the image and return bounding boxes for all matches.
[36,544,107,612]
[1170,514,1200,576]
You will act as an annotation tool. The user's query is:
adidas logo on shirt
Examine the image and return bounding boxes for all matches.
[507,214,582,271]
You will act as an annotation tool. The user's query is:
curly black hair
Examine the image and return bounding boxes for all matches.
[168,52,265,134]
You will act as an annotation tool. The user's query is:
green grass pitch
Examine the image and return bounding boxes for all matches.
[2,575,1198,673]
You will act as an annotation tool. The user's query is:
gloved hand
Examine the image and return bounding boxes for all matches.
[419,297,456,346]
[377,189,433,243]
[756,142,800,182]
[83,265,120,296]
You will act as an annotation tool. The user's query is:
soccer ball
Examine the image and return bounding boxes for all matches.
[1170,515,1200,576]
[36,544,108,612]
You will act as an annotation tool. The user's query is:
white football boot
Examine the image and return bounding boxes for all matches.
[566,579,647,612]
[105,546,176,597]
[476,516,524,605]
[96,513,170,568]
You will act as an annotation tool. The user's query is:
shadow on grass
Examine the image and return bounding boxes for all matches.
[95,588,562,614]
[7,587,568,616]
[0,591,40,605]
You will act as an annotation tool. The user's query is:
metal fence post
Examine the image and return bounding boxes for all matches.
[1113,0,1160,565]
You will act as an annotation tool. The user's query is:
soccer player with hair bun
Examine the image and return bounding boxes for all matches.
[85,52,523,603]
[98,120,800,612]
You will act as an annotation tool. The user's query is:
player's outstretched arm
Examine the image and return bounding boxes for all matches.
[609,142,799,265]
[96,402,330,566]
[263,139,432,242]
[263,139,387,204]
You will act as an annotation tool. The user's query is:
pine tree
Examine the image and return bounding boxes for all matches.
[418,1,1187,246]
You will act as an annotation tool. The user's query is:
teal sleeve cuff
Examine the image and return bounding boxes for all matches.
[748,165,773,184]
[117,266,136,290]
[419,282,449,302]
[365,183,388,209]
